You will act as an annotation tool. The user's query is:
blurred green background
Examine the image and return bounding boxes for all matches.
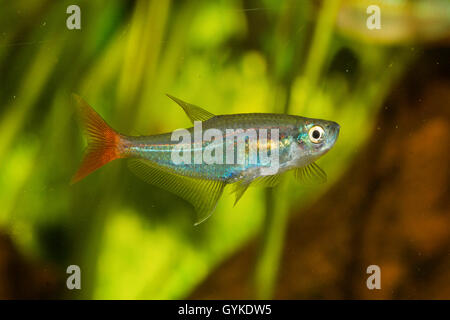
[0,0,449,299]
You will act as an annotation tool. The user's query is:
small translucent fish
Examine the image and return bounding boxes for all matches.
[71,94,340,225]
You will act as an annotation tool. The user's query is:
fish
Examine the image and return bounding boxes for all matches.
[71,94,340,225]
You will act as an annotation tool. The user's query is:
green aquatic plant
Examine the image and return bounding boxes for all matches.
[0,0,418,299]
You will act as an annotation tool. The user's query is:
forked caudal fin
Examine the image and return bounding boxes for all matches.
[71,94,123,184]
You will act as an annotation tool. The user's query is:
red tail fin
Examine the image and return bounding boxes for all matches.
[71,94,123,184]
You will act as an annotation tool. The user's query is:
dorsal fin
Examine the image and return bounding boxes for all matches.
[166,94,215,123]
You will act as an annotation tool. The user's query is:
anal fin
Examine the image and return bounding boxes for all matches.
[128,159,225,225]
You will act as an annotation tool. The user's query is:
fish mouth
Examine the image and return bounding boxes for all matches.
[333,122,340,139]
[324,121,340,149]
[326,121,340,141]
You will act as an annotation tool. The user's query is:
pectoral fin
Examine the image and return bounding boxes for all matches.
[128,159,225,225]
[294,162,327,184]
[166,94,215,123]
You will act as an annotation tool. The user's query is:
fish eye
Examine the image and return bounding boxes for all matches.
[308,125,325,144]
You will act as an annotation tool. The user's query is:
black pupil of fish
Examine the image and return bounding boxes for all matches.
[312,130,321,139]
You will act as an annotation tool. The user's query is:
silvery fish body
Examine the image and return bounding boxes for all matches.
[72,94,340,224]
[123,113,340,183]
